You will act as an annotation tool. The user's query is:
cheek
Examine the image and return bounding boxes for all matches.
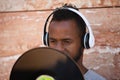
[65,42,81,59]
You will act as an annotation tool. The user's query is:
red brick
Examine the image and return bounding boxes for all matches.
[0,0,119,12]
[0,7,120,80]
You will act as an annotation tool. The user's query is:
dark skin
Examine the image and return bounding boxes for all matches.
[48,19,87,75]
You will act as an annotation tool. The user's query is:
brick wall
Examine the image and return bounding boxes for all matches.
[0,0,120,80]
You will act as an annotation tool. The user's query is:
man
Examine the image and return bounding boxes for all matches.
[43,4,106,80]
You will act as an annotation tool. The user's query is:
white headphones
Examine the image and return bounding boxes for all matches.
[43,7,95,49]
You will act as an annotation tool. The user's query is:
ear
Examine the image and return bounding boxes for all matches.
[43,32,49,46]
[84,33,90,49]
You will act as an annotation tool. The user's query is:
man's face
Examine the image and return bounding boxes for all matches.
[48,20,82,60]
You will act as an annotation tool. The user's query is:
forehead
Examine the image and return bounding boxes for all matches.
[49,20,79,31]
[48,20,80,38]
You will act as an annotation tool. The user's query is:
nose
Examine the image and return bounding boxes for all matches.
[54,42,64,52]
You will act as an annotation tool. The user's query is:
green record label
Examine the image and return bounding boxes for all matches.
[36,75,55,80]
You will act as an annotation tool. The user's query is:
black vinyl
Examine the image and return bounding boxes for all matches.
[10,47,84,80]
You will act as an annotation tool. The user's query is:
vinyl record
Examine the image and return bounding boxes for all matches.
[10,47,84,80]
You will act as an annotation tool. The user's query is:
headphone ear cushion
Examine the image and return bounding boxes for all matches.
[43,32,49,46]
[84,33,90,49]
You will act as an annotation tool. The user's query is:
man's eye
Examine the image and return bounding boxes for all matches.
[64,41,69,43]
[64,40,71,44]
[49,40,56,43]
[50,41,55,42]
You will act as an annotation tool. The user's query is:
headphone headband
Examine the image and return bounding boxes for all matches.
[43,7,95,48]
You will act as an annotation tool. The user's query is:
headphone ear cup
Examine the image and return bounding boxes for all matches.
[84,33,90,49]
[43,32,49,46]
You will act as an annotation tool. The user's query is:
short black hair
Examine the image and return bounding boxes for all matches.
[50,4,86,47]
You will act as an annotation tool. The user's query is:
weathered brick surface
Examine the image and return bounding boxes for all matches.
[0,0,120,12]
[0,11,50,56]
[0,8,120,80]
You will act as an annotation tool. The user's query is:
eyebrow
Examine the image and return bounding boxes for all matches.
[49,37,72,41]
[49,37,56,40]
[62,38,72,41]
